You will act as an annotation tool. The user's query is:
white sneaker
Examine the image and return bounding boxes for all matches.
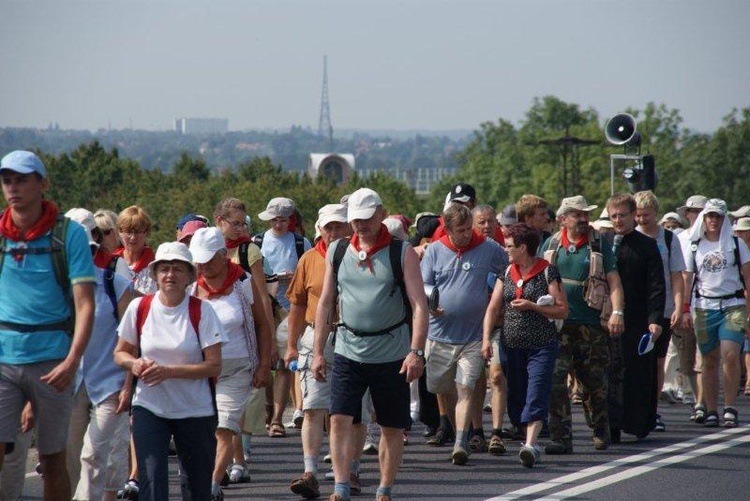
[228,463,250,484]
[682,392,696,405]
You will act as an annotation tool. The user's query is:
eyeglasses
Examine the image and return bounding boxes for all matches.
[121,229,147,237]
[102,229,113,236]
[220,217,246,229]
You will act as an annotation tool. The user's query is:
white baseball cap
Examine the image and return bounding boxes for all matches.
[65,208,97,247]
[148,242,195,277]
[316,204,348,230]
[189,227,226,264]
[347,188,382,222]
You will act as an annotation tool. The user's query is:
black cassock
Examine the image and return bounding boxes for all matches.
[609,230,665,438]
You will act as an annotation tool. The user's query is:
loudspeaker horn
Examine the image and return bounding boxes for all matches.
[605,113,639,146]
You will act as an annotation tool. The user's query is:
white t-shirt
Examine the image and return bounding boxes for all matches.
[119,292,225,419]
[686,237,750,310]
[199,279,253,360]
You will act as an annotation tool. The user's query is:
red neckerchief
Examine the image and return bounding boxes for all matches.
[94,248,117,268]
[225,235,252,249]
[314,238,327,258]
[509,259,550,299]
[0,201,60,261]
[560,228,589,251]
[350,224,392,272]
[113,246,155,274]
[439,230,486,259]
[288,214,298,234]
[493,227,505,246]
[0,200,59,242]
[430,217,447,242]
[197,259,245,299]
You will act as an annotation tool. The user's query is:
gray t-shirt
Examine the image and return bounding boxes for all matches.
[329,239,411,364]
[637,226,685,318]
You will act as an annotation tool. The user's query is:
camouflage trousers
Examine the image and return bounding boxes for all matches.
[548,323,610,441]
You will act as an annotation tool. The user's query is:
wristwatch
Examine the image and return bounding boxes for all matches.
[410,348,425,358]
[612,310,624,316]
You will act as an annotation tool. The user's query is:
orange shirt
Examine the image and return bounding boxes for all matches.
[286,249,328,325]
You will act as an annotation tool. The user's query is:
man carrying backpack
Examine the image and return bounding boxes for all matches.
[0,150,95,501]
[540,195,625,454]
[683,198,750,428]
[311,188,428,501]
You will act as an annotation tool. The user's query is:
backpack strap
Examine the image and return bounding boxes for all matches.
[543,231,562,265]
[664,228,673,262]
[252,233,264,249]
[188,295,202,338]
[238,241,251,273]
[294,233,305,259]
[135,294,156,343]
[733,236,745,290]
[389,238,411,328]
[103,258,119,321]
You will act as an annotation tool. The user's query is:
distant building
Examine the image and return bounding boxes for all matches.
[174,118,228,135]
[309,153,354,185]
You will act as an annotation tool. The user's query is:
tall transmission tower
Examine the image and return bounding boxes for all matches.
[317,55,333,151]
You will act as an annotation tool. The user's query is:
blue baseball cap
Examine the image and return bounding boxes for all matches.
[0,150,47,178]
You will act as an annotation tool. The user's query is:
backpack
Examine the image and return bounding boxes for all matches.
[689,236,745,302]
[134,294,217,410]
[102,257,119,321]
[0,213,74,335]
[544,229,612,327]
[251,232,306,259]
[331,237,411,336]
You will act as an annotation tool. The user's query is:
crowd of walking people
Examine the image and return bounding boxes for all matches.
[0,149,749,500]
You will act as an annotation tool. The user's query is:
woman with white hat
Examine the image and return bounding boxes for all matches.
[189,227,271,500]
[114,242,224,501]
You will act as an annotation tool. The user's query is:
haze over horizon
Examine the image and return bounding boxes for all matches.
[1,0,748,134]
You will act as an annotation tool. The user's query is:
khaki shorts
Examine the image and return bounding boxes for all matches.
[489,328,506,366]
[0,360,74,455]
[276,314,289,362]
[216,358,254,434]
[297,325,335,410]
[426,339,484,394]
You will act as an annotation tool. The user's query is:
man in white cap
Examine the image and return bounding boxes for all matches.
[675,194,707,421]
[540,195,625,454]
[284,204,365,499]
[683,198,750,428]
[0,150,96,500]
[255,196,312,438]
[312,188,428,501]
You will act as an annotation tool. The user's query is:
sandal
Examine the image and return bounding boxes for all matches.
[693,404,706,424]
[268,422,286,438]
[704,411,719,428]
[723,407,738,428]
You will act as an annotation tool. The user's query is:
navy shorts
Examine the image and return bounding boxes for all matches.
[330,353,411,429]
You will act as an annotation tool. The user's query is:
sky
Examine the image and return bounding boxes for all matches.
[1,0,748,133]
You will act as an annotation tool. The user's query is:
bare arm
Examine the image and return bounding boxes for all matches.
[482,280,504,360]
[742,262,750,338]
[311,257,337,381]
[249,276,272,379]
[41,282,95,391]
[285,302,307,366]
[250,259,276,358]
[115,287,137,414]
[670,270,684,329]
[400,246,428,383]
[606,270,625,337]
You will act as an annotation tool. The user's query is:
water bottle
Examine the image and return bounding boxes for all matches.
[289,359,298,371]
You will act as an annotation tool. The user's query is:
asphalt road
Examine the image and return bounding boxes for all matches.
[19,391,750,500]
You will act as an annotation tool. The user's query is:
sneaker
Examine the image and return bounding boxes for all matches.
[349,473,362,495]
[451,444,470,465]
[117,479,140,500]
[545,439,573,455]
[693,404,707,424]
[500,425,525,440]
[362,435,378,455]
[519,444,541,468]
[488,435,506,455]
[323,453,332,463]
[228,463,251,484]
[682,392,696,405]
[324,468,335,480]
[293,409,304,428]
[483,402,492,413]
[290,472,320,499]
[426,428,454,447]
[653,414,666,432]
[660,390,680,405]
[422,426,437,438]
[211,487,224,501]
[704,411,719,428]
[723,407,738,428]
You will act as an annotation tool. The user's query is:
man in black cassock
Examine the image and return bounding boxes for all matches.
[606,194,666,441]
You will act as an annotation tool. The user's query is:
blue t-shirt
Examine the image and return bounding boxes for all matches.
[260,230,311,310]
[76,267,132,405]
[0,220,96,364]
[421,238,507,344]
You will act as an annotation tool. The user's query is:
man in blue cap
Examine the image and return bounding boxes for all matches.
[0,150,95,500]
